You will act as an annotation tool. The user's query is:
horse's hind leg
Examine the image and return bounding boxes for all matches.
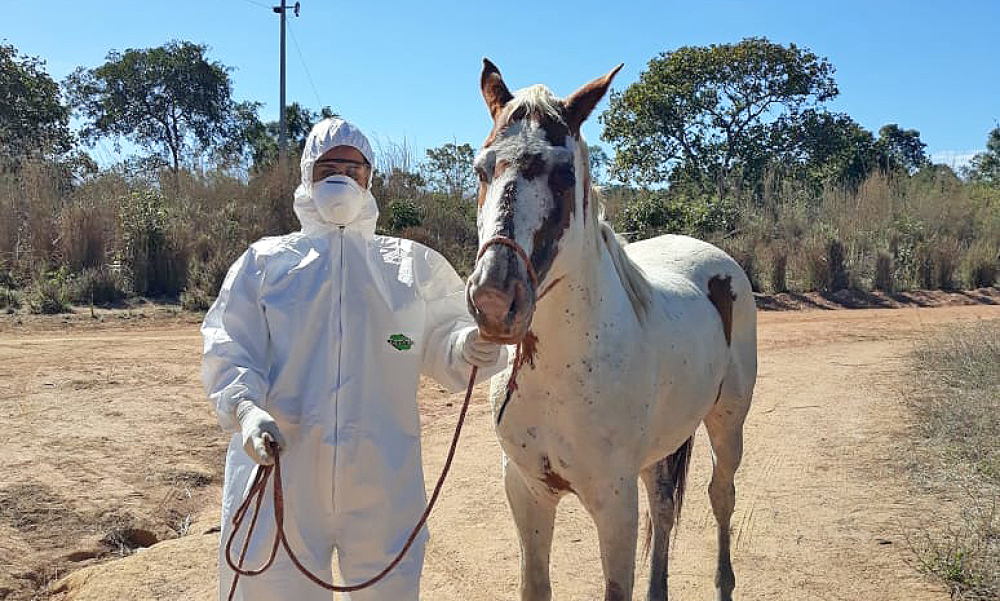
[505,458,558,601]
[703,383,752,601]
[640,437,693,601]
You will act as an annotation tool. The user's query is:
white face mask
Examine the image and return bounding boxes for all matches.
[311,175,367,225]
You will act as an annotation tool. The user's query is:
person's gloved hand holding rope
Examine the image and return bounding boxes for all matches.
[235,400,286,466]
[456,326,502,367]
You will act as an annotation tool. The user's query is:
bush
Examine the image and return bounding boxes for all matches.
[27,269,72,314]
[827,238,850,291]
[180,287,214,311]
[68,266,128,305]
[963,242,999,289]
[119,189,187,297]
[618,192,687,240]
[874,251,895,293]
[179,256,232,312]
[723,236,762,293]
[915,239,961,290]
[0,286,21,310]
[683,196,739,237]
[58,199,115,271]
[803,236,830,292]
[768,248,788,293]
[385,200,423,233]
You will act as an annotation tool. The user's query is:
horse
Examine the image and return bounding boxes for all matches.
[465,59,758,601]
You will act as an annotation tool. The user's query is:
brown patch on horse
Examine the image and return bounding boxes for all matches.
[520,330,539,368]
[481,58,513,121]
[529,161,576,282]
[496,159,510,178]
[477,181,487,208]
[707,274,736,345]
[540,455,573,495]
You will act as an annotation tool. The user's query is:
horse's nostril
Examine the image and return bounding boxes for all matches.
[509,280,528,320]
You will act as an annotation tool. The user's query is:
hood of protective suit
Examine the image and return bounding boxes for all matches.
[293,118,379,237]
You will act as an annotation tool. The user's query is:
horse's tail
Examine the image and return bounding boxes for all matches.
[670,435,695,527]
[641,435,695,560]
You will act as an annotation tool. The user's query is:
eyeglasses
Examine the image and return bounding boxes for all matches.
[316,158,370,179]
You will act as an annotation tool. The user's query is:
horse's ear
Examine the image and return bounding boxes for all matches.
[563,63,624,133]
[481,58,513,122]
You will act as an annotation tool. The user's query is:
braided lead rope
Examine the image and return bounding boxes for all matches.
[226,366,479,597]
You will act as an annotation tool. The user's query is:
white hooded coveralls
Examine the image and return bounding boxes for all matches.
[202,119,505,600]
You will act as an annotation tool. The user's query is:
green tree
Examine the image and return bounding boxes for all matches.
[588,144,611,185]
[0,43,73,163]
[65,41,241,173]
[231,102,337,171]
[372,168,425,204]
[967,127,1000,185]
[423,142,475,199]
[601,37,838,198]
[775,109,878,189]
[876,123,928,173]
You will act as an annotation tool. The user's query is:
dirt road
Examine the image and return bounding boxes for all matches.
[1,303,997,600]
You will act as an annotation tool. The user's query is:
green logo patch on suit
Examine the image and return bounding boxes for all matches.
[387,334,415,351]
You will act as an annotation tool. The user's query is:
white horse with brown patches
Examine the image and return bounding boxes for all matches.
[466,59,757,601]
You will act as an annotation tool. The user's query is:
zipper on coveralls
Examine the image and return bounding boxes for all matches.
[334,225,345,428]
[332,226,345,502]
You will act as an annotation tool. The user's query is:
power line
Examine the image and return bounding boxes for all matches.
[236,0,271,9]
[287,18,323,109]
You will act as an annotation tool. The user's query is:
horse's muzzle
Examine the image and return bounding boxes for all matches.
[466,277,533,344]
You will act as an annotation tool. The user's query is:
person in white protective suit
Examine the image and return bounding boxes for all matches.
[202,117,507,601]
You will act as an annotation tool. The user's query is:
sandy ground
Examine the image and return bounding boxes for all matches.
[0,301,997,600]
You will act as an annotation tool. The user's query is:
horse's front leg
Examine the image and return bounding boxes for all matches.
[581,474,640,601]
[505,458,559,601]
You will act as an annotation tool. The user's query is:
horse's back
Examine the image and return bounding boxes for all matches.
[625,234,757,396]
[625,235,743,293]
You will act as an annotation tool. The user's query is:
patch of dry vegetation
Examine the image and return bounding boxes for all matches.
[904,320,1000,600]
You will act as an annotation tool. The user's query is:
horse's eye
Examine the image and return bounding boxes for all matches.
[549,165,575,191]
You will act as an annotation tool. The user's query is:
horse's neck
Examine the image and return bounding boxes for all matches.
[530,229,626,363]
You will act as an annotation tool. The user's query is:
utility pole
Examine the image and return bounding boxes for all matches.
[273,1,300,155]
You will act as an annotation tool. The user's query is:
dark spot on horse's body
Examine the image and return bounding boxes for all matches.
[708,274,736,345]
[540,455,573,495]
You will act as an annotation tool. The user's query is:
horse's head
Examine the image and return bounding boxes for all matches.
[466,59,622,344]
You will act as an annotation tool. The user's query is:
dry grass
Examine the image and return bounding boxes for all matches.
[2,156,998,302]
[904,320,1000,599]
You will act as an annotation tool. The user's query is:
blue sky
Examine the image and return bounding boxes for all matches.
[4,0,999,169]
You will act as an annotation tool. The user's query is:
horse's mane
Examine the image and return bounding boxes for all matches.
[500,84,564,125]
[598,217,652,323]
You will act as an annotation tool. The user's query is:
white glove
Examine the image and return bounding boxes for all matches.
[456,327,502,367]
[235,400,286,466]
